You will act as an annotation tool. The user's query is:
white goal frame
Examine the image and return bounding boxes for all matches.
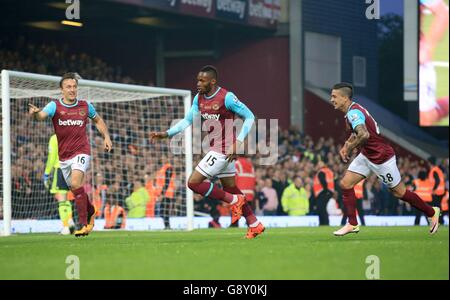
[1,70,193,236]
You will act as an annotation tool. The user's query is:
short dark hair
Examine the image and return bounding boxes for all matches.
[59,72,80,88]
[293,175,302,181]
[418,170,427,180]
[428,156,437,165]
[200,65,218,80]
[332,82,353,99]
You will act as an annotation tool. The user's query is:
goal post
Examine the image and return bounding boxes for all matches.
[1,70,193,236]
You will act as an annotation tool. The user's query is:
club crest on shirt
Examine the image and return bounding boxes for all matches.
[212,103,220,110]
[79,110,86,116]
[350,113,360,122]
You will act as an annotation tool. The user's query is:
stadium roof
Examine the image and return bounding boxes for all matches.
[1,0,278,38]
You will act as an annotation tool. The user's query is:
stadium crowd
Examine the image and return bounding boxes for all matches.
[0,36,139,84]
[0,38,448,226]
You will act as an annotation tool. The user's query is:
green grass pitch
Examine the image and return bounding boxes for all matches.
[0,226,448,280]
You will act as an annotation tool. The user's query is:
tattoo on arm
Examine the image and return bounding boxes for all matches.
[345,125,369,152]
[346,133,356,144]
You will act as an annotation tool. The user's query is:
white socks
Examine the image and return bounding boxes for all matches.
[230,195,238,205]
[249,221,260,228]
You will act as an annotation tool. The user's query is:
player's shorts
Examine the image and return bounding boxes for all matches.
[195,150,236,179]
[419,63,437,112]
[348,153,401,188]
[59,154,91,187]
[50,168,70,194]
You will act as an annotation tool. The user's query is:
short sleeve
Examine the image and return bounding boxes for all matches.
[346,109,366,130]
[225,92,244,113]
[42,101,57,118]
[88,102,97,119]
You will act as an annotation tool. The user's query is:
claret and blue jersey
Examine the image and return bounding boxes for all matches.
[42,98,97,161]
[43,99,97,119]
[345,102,395,164]
[167,87,255,154]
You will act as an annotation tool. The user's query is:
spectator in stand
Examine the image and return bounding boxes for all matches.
[261,178,279,215]
[272,170,289,216]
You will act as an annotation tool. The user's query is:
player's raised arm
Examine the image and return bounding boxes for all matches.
[150,95,200,142]
[28,103,49,121]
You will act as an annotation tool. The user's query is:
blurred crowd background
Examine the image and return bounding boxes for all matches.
[0,33,448,225]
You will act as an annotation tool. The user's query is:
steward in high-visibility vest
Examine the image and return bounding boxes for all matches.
[313,167,335,198]
[441,191,448,212]
[428,162,445,197]
[125,180,150,218]
[104,201,126,229]
[156,163,176,199]
[427,157,446,219]
[145,175,158,218]
[413,177,433,202]
[156,161,176,229]
[313,160,334,225]
[93,173,108,217]
[281,176,310,216]
[413,170,434,225]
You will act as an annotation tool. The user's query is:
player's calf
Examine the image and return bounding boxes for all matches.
[231,195,246,224]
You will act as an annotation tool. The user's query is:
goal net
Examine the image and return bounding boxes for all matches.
[1,70,193,235]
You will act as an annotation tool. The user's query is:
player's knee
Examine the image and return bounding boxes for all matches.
[187,181,198,191]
